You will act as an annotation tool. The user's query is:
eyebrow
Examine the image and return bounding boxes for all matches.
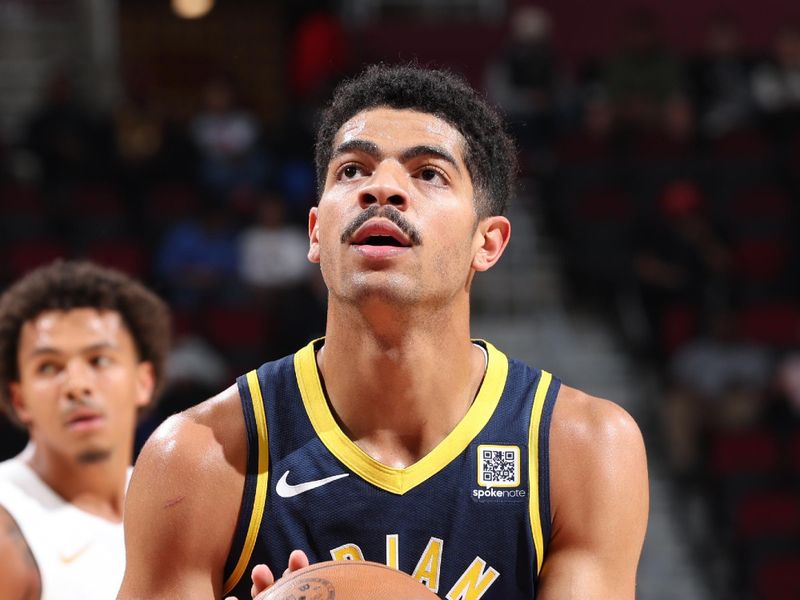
[331,139,382,161]
[331,139,461,172]
[27,342,118,358]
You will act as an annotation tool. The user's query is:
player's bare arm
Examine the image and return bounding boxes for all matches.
[0,504,40,600]
[537,386,649,600]
[117,385,246,600]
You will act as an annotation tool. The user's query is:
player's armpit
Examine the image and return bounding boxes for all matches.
[117,385,246,600]
[537,388,649,600]
[0,504,41,600]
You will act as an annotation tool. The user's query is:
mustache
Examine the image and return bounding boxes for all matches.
[340,205,422,246]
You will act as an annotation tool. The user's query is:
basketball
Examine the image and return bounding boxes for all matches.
[254,560,440,600]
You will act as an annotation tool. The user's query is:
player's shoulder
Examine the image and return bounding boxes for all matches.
[547,384,649,553]
[134,383,246,486]
[551,384,645,461]
[0,502,41,599]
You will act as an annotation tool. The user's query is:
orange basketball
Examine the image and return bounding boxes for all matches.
[254,560,440,600]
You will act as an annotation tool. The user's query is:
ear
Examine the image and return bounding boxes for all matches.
[308,206,321,264]
[472,216,511,272]
[134,362,156,409]
[9,382,32,427]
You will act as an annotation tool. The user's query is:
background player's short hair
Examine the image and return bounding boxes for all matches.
[314,63,517,219]
[0,259,171,426]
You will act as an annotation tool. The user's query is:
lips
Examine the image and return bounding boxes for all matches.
[350,220,413,248]
[64,408,105,432]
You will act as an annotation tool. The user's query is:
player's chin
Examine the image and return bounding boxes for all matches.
[75,446,113,464]
[345,276,423,305]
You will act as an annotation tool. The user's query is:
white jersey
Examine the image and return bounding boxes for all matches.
[0,453,130,600]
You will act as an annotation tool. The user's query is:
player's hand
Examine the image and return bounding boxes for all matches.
[223,550,310,600]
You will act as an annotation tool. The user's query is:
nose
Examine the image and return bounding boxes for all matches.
[358,161,409,210]
[63,359,93,404]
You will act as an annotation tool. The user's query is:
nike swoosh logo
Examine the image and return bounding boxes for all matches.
[275,470,349,498]
[59,542,92,564]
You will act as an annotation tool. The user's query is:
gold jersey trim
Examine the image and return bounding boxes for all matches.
[294,339,509,495]
[223,370,270,595]
[528,370,552,575]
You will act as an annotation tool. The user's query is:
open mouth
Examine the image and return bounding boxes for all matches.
[354,235,408,247]
[350,219,413,248]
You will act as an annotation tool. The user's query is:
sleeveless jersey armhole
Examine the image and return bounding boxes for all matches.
[527,370,561,577]
[222,370,270,595]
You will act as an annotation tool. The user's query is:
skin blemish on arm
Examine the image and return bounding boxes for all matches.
[162,495,186,510]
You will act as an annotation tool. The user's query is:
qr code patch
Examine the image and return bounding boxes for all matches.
[477,445,520,487]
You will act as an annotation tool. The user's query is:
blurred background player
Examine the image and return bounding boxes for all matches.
[0,260,170,600]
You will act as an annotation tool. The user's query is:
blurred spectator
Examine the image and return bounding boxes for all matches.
[633,180,731,354]
[154,197,240,308]
[661,94,698,147]
[164,334,230,391]
[605,10,685,132]
[25,69,113,189]
[763,351,800,434]
[238,194,312,293]
[662,309,773,478]
[115,95,164,176]
[271,118,318,222]
[484,6,567,155]
[287,5,350,106]
[114,80,166,186]
[633,94,699,160]
[555,89,620,163]
[237,194,324,358]
[0,133,8,183]
[751,23,800,137]
[190,76,269,196]
[688,15,756,138]
[280,3,348,219]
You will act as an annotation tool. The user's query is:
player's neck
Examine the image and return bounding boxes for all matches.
[319,301,485,467]
[25,444,130,522]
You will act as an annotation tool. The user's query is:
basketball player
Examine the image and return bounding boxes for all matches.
[119,65,649,600]
[0,260,170,600]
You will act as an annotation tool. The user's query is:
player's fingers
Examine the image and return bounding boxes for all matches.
[250,563,275,598]
[287,549,310,572]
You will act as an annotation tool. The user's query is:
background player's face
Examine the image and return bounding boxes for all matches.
[310,107,486,308]
[10,308,154,465]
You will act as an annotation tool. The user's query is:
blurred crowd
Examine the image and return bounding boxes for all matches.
[0,69,330,456]
[486,7,800,596]
[0,4,799,596]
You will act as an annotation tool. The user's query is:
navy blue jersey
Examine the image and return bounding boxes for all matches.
[222,339,560,599]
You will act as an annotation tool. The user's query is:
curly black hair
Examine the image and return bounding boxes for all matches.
[315,63,517,218]
[0,260,171,426]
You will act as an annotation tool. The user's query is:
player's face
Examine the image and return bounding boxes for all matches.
[10,308,154,465]
[311,107,486,307]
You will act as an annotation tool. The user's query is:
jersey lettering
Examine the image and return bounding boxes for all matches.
[329,543,365,561]
[329,535,499,597]
[445,557,499,600]
[411,537,443,592]
[386,534,399,569]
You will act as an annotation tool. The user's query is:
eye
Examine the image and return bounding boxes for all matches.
[417,167,448,186]
[337,163,367,181]
[90,355,112,368]
[36,361,60,376]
